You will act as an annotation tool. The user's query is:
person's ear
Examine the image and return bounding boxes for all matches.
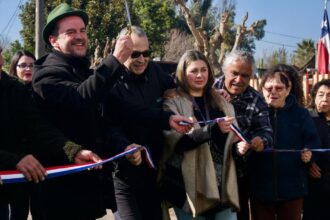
[49,35,59,48]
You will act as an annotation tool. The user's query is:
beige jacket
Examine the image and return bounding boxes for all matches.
[160,89,240,217]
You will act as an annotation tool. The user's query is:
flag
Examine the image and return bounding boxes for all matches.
[317,9,330,74]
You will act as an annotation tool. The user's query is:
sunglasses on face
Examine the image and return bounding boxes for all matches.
[17,63,34,69]
[131,50,151,59]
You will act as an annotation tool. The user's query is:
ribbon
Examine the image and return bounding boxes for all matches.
[263,148,330,153]
[0,146,155,184]
[179,117,250,143]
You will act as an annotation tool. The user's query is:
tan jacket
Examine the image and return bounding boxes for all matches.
[160,89,240,217]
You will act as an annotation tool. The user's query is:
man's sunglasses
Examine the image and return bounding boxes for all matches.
[131,50,152,58]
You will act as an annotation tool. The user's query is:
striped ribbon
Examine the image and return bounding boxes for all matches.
[0,145,155,184]
[179,118,330,153]
[179,117,250,143]
[263,148,330,153]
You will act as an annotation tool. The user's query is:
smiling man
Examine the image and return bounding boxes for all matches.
[103,26,178,220]
[32,3,133,220]
[214,50,273,220]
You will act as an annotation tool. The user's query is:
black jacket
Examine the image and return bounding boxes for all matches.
[104,62,175,166]
[0,72,82,204]
[32,50,123,219]
[309,109,330,194]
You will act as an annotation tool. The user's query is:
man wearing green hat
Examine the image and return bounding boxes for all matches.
[32,3,133,220]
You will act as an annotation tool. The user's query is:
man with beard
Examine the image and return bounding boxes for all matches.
[0,46,102,220]
[32,3,191,220]
[31,3,134,220]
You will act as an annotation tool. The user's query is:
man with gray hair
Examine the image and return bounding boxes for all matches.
[103,26,178,220]
[214,50,273,220]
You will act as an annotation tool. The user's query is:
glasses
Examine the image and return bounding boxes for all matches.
[263,86,286,93]
[17,63,34,69]
[131,50,151,59]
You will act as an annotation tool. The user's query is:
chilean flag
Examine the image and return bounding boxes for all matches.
[317,9,330,74]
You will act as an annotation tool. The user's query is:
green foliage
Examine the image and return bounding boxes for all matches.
[267,48,288,67]
[19,0,36,53]
[2,40,23,72]
[18,0,177,58]
[133,0,176,56]
[292,39,315,68]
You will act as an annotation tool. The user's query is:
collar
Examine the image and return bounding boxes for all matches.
[52,49,90,69]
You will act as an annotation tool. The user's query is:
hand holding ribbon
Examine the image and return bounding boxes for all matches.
[217,116,235,133]
[125,144,143,166]
[301,148,312,163]
[0,146,155,184]
[16,154,47,183]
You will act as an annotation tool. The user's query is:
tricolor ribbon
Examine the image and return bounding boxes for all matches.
[179,117,250,143]
[0,146,155,184]
[263,148,330,153]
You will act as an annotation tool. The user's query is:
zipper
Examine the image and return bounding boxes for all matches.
[272,109,278,199]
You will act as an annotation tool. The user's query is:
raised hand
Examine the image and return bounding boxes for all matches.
[113,35,133,64]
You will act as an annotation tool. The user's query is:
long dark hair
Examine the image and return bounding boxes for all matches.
[176,49,215,97]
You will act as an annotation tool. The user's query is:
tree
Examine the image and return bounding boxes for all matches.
[292,39,315,68]
[266,47,288,67]
[2,40,23,72]
[172,0,266,74]
[163,29,195,62]
[19,0,177,60]
[133,0,177,57]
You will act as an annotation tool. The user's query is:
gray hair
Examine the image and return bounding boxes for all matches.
[222,50,256,74]
[117,25,147,38]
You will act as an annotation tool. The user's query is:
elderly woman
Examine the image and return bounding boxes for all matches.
[248,64,320,220]
[303,79,330,220]
[160,50,241,220]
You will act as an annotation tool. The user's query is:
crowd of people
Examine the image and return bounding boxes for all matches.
[0,3,329,220]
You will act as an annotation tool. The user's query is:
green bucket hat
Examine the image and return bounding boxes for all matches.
[43,3,89,45]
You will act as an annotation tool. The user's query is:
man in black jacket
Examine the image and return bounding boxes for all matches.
[0,48,101,219]
[31,3,134,220]
[104,26,176,220]
[32,3,190,220]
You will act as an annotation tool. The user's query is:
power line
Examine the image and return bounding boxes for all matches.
[260,39,297,48]
[265,30,311,40]
[1,0,23,43]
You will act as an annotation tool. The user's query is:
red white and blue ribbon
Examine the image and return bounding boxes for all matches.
[263,148,330,153]
[179,117,250,143]
[0,145,155,184]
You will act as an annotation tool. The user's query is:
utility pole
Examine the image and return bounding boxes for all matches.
[35,0,45,59]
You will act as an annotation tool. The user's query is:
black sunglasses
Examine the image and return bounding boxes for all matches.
[131,50,152,58]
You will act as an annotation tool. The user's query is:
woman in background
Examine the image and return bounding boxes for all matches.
[303,79,330,220]
[7,50,36,220]
[9,50,35,86]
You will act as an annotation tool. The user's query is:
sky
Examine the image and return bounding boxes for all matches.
[0,0,326,60]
